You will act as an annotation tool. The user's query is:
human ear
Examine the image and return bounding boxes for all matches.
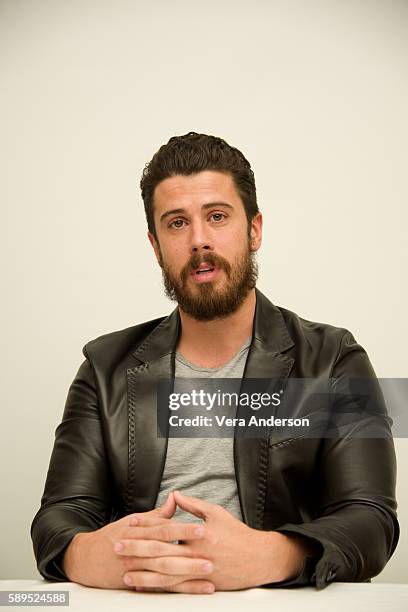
[250,212,263,251]
[148,231,162,266]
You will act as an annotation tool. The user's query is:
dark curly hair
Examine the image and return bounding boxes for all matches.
[140,132,259,240]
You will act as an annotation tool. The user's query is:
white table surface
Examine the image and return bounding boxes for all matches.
[1,580,407,611]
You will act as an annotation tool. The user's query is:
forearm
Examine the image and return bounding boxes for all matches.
[31,505,105,581]
[266,422,399,589]
[273,502,398,588]
[30,358,115,581]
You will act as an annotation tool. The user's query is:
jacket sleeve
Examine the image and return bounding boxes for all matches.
[30,350,114,581]
[264,330,399,590]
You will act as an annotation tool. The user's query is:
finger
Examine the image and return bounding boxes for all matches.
[135,581,215,594]
[134,586,165,592]
[128,516,170,527]
[129,556,213,576]
[127,522,206,543]
[118,512,142,526]
[128,515,204,529]
[119,523,181,542]
[173,490,217,520]
[156,491,177,519]
[114,539,190,558]
[166,580,215,594]
[123,495,176,527]
[124,571,205,589]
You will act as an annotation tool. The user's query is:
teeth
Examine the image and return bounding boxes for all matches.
[197,268,213,274]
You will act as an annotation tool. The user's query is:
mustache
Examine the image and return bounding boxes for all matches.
[180,252,232,284]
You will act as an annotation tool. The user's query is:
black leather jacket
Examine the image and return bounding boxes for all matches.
[31,289,399,589]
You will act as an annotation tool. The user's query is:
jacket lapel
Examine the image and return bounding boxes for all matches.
[125,307,179,513]
[234,289,295,528]
[125,289,295,526]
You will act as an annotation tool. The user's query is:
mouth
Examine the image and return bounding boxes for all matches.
[190,263,221,283]
[194,267,215,275]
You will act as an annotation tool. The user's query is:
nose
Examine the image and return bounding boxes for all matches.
[190,219,213,253]
[192,244,211,252]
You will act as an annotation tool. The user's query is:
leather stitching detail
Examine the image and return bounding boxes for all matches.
[127,363,148,375]
[125,367,151,513]
[257,357,294,528]
[257,438,269,529]
[269,437,298,450]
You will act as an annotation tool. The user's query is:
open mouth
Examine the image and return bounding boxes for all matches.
[195,267,215,275]
[190,264,220,282]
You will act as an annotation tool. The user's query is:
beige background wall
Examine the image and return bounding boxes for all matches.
[1,0,407,583]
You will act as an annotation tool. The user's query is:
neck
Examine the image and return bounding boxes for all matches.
[176,289,256,368]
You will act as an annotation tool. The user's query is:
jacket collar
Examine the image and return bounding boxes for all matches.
[131,287,294,366]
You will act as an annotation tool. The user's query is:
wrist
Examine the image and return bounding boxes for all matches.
[62,532,90,581]
[276,532,320,582]
[255,531,311,584]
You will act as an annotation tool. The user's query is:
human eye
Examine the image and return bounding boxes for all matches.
[209,211,227,223]
[168,218,187,229]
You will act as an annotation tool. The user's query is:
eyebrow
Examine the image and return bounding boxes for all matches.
[159,202,234,223]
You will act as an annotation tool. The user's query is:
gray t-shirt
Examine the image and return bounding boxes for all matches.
[154,336,252,523]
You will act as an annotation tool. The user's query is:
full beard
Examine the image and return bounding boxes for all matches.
[159,243,259,321]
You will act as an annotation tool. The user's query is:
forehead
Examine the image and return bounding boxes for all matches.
[153,170,244,213]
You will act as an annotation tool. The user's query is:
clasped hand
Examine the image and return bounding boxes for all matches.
[113,490,304,594]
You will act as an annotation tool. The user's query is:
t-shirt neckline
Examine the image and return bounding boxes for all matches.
[175,335,252,372]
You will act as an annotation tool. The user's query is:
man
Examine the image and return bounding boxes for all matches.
[31,132,399,594]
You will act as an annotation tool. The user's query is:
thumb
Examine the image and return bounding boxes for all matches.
[155,491,177,518]
[173,490,215,520]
